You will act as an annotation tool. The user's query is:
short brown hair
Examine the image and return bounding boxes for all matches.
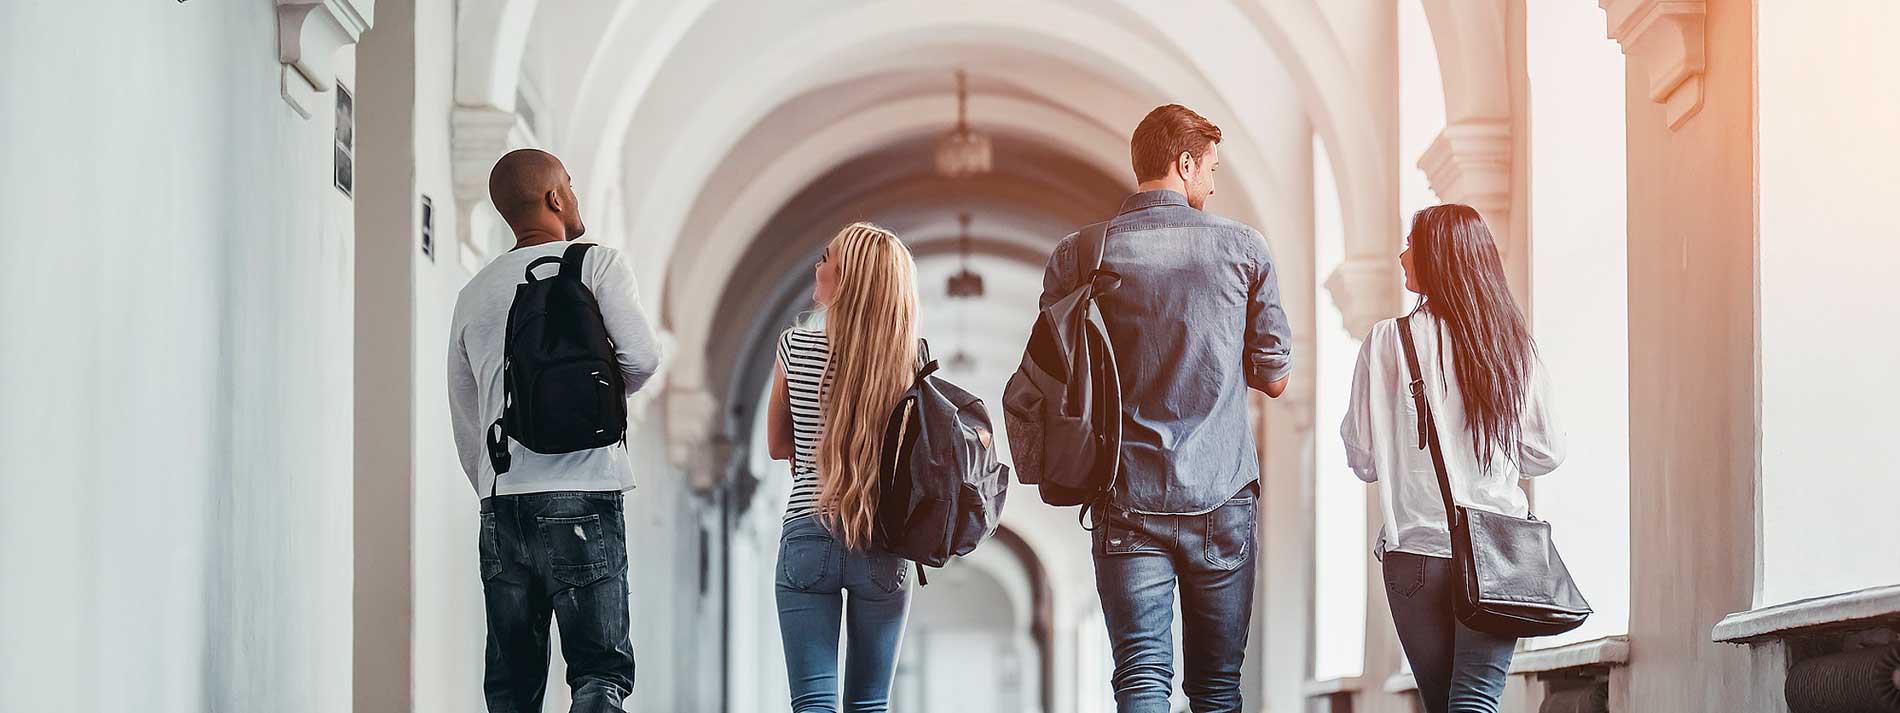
[1130,104,1222,182]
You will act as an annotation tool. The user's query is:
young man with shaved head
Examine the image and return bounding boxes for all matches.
[1040,105,1293,712]
[448,149,661,712]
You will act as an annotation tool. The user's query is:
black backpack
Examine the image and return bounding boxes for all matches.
[484,242,626,492]
[1002,221,1123,515]
[876,341,1011,584]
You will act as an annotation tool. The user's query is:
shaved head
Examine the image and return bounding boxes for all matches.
[487,149,585,242]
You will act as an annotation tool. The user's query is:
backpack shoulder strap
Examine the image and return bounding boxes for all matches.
[1072,221,1113,290]
[560,242,594,282]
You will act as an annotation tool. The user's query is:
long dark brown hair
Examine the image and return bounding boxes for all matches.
[1408,204,1535,471]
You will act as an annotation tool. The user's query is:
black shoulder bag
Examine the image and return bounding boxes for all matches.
[1398,313,1591,638]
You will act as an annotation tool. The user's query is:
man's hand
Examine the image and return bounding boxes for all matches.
[1263,376,1289,399]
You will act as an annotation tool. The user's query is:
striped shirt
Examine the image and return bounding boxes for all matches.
[777,328,832,522]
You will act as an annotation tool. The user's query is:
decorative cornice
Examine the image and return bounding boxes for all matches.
[1300,677,1363,697]
[1323,256,1399,341]
[449,105,521,255]
[665,384,726,491]
[1713,584,1900,644]
[1510,636,1631,675]
[1418,118,1511,224]
[1600,0,1706,129]
[1382,672,1418,693]
[276,0,373,119]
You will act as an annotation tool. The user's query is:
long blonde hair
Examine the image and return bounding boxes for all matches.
[816,223,919,550]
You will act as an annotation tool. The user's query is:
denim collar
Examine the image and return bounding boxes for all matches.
[1118,189,1191,216]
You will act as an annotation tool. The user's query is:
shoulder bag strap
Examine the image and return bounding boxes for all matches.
[1398,312,1460,528]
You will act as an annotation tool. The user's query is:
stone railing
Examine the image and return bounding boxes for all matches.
[1713,585,1900,713]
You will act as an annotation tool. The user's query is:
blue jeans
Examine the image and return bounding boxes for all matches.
[1382,551,1518,713]
[774,515,913,713]
[479,491,635,713]
[1092,485,1257,712]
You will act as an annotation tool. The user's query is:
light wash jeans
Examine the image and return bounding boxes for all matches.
[774,515,913,713]
[1382,551,1519,713]
[1092,485,1258,712]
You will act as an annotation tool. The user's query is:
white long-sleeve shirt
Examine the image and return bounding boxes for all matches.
[1341,312,1565,558]
[448,241,661,497]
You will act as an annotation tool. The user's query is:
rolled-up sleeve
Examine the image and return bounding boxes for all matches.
[1244,230,1294,390]
[1342,322,1381,483]
[1516,360,1567,477]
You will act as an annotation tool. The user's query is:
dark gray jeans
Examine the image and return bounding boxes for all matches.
[1382,551,1518,713]
[1092,485,1257,712]
[480,491,635,713]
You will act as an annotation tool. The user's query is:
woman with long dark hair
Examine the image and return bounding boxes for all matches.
[766,222,919,712]
[1342,204,1566,713]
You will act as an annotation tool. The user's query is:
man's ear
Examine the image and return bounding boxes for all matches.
[1176,151,1194,180]
[544,188,563,213]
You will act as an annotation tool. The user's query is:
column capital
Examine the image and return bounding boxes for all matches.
[1599,0,1707,129]
[664,382,728,492]
[1324,257,1399,341]
[449,105,525,260]
[1419,118,1513,251]
[275,0,373,118]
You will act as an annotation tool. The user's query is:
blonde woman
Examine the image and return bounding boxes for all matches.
[766,223,919,713]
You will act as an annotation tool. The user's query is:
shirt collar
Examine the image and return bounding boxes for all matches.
[1118,189,1190,215]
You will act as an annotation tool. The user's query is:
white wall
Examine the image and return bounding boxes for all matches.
[1755,0,1900,607]
[1313,135,1367,681]
[1523,0,1632,647]
[0,2,354,711]
[409,0,489,708]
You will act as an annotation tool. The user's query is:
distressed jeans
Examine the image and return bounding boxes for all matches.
[480,491,636,713]
[1092,485,1258,712]
[1382,551,1518,713]
[774,515,913,713]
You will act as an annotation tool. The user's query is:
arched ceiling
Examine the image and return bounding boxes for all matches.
[476,0,1438,466]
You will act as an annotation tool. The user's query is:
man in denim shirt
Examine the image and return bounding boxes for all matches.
[1039,104,1292,712]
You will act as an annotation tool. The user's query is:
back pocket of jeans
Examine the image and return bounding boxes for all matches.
[1204,497,1255,570]
[1101,511,1154,555]
[539,514,610,587]
[1383,554,1427,599]
[867,550,908,594]
[779,531,834,591]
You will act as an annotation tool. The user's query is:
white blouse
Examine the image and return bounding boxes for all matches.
[1341,311,1566,559]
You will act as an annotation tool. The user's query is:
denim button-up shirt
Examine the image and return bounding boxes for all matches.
[1038,190,1293,515]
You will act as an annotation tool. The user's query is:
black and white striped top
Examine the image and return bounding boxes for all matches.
[776,328,832,522]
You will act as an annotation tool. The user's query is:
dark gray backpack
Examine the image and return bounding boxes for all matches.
[1002,222,1123,515]
[875,342,1011,583]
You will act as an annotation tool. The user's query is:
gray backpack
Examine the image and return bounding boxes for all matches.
[875,341,1011,584]
[1002,222,1124,514]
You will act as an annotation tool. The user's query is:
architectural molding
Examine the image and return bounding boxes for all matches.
[665,384,725,491]
[449,105,520,255]
[1301,677,1364,697]
[1419,118,1513,249]
[1383,671,1419,693]
[1512,636,1631,675]
[1713,584,1900,644]
[1599,0,1706,129]
[276,0,373,119]
[1324,256,1398,341]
